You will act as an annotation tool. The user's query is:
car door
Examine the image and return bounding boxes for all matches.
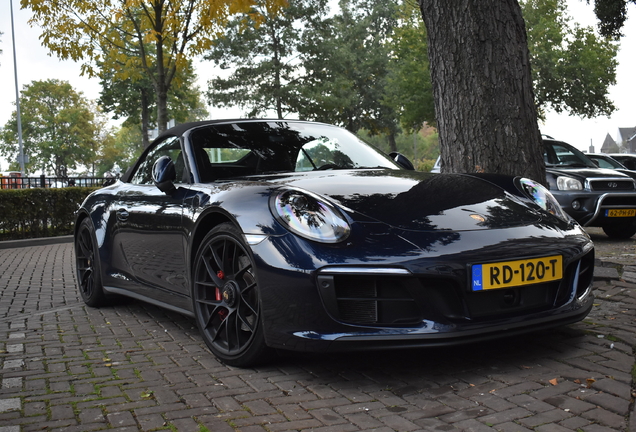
[111,136,192,303]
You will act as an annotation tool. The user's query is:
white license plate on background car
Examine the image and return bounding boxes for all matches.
[471,255,563,291]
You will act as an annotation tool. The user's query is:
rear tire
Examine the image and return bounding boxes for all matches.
[75,218,107,307]
[602,221,636,239]
[192,223,274,367]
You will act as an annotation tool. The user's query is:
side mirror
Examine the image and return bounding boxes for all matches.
[153,156,176,194]
[389,152,415,170]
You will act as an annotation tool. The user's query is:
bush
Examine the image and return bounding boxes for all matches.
[0,187,98,241]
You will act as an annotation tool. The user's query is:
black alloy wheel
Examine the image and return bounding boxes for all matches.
[192,223,272,367]
[75,218,107,307]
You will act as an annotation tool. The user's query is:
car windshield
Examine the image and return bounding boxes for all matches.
[589,155,625,169]
[188,121,399,181]
[544,141,597,168]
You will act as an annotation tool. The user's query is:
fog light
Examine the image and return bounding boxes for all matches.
[571,200,581,210]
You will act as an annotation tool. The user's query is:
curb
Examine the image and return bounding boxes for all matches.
[0,235,74,250]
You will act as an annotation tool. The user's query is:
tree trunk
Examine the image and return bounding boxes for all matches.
[418,0,546,183]
[388,132,398,153]
[141,90,151,148]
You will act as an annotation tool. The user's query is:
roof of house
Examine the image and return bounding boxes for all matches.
[601,133,620,153]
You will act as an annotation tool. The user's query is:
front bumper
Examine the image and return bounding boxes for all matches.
[552,191,636,226]
[253,224,595,353]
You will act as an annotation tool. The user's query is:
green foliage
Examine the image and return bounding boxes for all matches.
[100,57,208,147]
[357,126,439,171]
[205,0,331,118]
[385,1,436,133]
[0,187,98,240]
[298,0,400,136]
[591,0,635,38]
[94,125,145,176]
[522,0,618,119]
[0,80,107,176]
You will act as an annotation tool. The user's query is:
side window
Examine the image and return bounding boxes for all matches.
[130,136,184,185]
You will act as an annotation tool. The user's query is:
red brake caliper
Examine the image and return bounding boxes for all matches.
[215,271,228,321]
[215,270,224,301]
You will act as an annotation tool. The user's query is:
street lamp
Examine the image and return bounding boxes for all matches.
[9,0,25,175]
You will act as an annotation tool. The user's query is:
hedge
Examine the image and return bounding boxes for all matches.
[0,187,99,241]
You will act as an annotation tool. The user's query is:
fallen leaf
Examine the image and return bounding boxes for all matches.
[574,379,581,384]
[586,378,596,388]
[549,378,558,386]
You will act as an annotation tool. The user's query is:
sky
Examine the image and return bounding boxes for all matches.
[0,0,634,172]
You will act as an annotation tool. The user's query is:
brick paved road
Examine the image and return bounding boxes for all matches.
[0,242,635,431]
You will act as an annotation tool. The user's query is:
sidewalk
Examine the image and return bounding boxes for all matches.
[0,238,635,431]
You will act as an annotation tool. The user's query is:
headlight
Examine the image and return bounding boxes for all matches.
[270,188,350,243]
[518,178,569,221]
[556,176,582,190]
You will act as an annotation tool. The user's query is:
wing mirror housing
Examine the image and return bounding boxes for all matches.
[389,152,415,170]
[153,156,176,194]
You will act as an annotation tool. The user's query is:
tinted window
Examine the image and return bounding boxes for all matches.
[544,141,596,168]
[130,136,184,185]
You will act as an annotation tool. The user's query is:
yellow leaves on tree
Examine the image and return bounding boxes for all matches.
[23,0,288,131]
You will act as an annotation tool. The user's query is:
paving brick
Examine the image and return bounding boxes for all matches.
[136,413,166,430]
[106,411,136,428]
[2,243,636,432]
[243,399,276,416]
[477,407,533,426]
[578,391,629,415]
[277,403,312,421]
[517,409,573,428]
[542,394,596,414]
[581,407,627,430]
[344,411,385,429]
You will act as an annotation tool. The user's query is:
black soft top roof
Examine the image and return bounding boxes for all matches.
[153,118,311,142]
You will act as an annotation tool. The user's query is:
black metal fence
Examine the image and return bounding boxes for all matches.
[0,175,117,190]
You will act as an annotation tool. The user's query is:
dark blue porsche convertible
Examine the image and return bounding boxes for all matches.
[75,120,594,366]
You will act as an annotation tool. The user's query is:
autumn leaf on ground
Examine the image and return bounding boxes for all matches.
[549,378,558,386]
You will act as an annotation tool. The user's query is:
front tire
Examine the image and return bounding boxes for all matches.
[602,220,636,239]
[75,218,107,307]
[192,223,273,367]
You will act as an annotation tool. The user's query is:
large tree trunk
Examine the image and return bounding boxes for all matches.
[419,0,546,183]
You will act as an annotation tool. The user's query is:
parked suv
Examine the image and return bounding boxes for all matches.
[544,138,636,238]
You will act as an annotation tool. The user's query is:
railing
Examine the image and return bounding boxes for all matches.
[0,175,117,190]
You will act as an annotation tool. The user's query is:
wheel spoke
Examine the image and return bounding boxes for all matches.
[239,281,258,316]
[202,246,224,287]
[235,260,253,280]
[214,239,227,271]
[237,309,256,333]
[81,270,93,295]
[78,231,91,259]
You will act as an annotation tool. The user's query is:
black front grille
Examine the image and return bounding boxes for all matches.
[590,179,634,191]
[332,276,421,325]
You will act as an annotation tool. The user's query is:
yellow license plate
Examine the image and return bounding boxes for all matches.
[606,209,636,217]
[471,255,562,291]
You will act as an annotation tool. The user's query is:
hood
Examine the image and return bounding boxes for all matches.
[261,170,543,232]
